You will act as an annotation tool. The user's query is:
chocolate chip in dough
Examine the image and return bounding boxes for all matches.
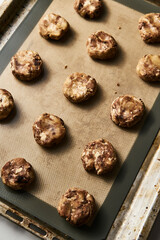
[39,13,69,40]
[136,54,160,82]
[138,13,160,43]
[0,89,14,120]
[10,50,43,81]
[63,72,97,103]
[81,139,117,175]
[58,187,96,226]
[86,31,118,60]
[110,95,145,128]
[1,158,35,190]
[74,0,103,19]
[33,113,66,147]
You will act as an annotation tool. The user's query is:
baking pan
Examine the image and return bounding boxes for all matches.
[0,0,160,240]
[113,0,160,12]
[0,0,38,51]
[0,0,26,33]
[108,135,160,240]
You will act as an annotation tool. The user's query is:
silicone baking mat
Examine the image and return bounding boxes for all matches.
[0,0,159,239]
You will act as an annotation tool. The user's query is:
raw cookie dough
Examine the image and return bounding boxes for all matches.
[39,13,69,40]
[136,54,160,82]
[74,0,103,19]
[86,31,118,60]
[33,113,66,147]
[110,95,145,128]
[58,187,96,226]
[1,158,35,190]
[0,89,14,120]
[81,139,117,175]
[63,72,97,103]
[138,13,160,43]
[10,50,43,81]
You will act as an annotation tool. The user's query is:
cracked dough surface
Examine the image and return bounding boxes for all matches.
[58,187,96,226]
[110,95,145,128]
[33,113,66,147]
[63,72,97,103]
[81,139,117,175]
[136,54,160,82]
[39,13,69,40]
[74,0,103,18]
[86,31,118,60]
[0,89,14,120]
[10,50,43,81]
[138,13,160,43]
[1,158,35,190]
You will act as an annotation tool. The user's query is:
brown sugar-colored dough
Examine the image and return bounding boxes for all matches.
[63,72,97,103]
[81,139,117,175]
[0,89,14,120]
[10,50,43,81]
[39,13,69,40]
[58,187,96,226]
[136,54,160,82]
[138,13,160,43]
[86,31,118,60]
[110,95,145,128]
[1,158,35,190]
[33,113,66,147]
[74,0,103,19]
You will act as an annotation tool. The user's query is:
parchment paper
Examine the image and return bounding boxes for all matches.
[0,0,159,210]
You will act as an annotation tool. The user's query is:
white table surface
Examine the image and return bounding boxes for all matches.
[0,0,5,4]
[0,215,39,240]
[0,211,160,240]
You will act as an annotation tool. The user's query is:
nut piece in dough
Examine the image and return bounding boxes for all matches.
[74,0,103,19]
[0,89,14,120]
[58,187,96,226]
[110,95,145,128]
[10,50,43,81]
[1,158,35,190]
[138,13,160,43]
[39,13,69,40]
[136,54,160,82]
[81,139,117,175]
[33,113,66,147]
[63,72,97,103]
[86,31,118,60]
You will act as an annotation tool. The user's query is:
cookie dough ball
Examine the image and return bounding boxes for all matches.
[39,13,69,40]
[136,54,160,82]
[63,72,97,103]
[138,13,160,43]
[74,0,103,19]
[58,187,96,226]
[81,139,117,175]
[0,89,14,120]
[111,95,145,128]
[10,50,43,81]
[1,158,35,190]
[86,31,118,60]
[33,113,66,147]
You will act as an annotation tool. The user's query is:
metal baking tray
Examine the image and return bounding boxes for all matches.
[0,0,160,239]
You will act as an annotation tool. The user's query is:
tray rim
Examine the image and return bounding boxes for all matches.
[113,0,160,12]
[0,0,160,240]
